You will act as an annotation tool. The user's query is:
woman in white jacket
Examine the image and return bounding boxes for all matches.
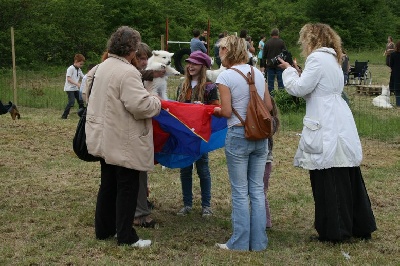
[278,23,376,243]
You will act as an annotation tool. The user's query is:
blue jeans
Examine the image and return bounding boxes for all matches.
[224,126,268,251]
[180,153,211,208]
[62,91,84,118]
[267,67,284,93]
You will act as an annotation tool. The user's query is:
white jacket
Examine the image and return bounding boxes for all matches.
[282,47,362,170]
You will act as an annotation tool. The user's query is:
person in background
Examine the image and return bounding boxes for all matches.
[176,51,219,217]
[85,26,161,248]
[61,53,85,119]
[214,33,225,68]
[263,97,280,229]
[77,63,96,117]
[384,36,395,67]
[0,100,20,120]
[341,49,350,85]
[199,30,208,45]
[239,29,255,66]
[278,23,377,243]
[245,36,255,66]
[190,29,207,53]
[79,63,96,101]
[213,35,272,251]
[263,28,287,93]
[133,42,166,228]
[258,35,266,73]
[389,40,400,107]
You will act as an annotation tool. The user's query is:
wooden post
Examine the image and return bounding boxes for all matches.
[11,27,17,105]
[160,35,165,50]
[165,18,169,51]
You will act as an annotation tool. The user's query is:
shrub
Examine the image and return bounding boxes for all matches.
[271,89,306,113]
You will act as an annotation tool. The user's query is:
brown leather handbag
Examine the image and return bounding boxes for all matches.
[231,66,273,140]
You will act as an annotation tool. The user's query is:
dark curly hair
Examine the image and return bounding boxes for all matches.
[107,26,141,57]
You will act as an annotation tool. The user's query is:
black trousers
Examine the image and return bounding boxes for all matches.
[310,167,377,241]
[95,160,140,245]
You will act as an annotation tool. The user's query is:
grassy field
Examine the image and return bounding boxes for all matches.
[0,54,399,264]
[0,104,399,265]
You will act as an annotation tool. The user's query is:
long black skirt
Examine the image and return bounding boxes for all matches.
[310,167,377,242]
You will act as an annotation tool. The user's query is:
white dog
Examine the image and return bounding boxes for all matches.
[206,65,227,83]
[251,56,258,67]
[372,85,393,108]
[144,50,180,99]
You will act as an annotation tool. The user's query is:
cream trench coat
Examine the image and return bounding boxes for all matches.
[84,54,161,171]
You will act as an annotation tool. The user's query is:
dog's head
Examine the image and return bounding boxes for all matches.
[151,50,174,65]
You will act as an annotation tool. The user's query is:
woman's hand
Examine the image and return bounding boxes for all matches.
[277,57,291,70]
[153,69,166,78]
[213,106,222,117]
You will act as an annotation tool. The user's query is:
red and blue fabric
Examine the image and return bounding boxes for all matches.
[153,100,227,168]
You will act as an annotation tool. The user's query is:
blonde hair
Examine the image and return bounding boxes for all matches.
[177,64,208,103]
[218,35,249,68]
[298,23,342,63]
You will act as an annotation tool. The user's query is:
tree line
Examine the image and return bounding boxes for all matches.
[0,0,398,68]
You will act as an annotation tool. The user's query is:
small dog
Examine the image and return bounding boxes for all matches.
[372,85,393,108]
[144,50,181,99]
[206,65,227,83]
[251,56,258,67]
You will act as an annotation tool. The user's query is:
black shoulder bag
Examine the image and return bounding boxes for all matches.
[72,69,100,162]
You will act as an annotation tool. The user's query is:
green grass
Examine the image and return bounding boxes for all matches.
[0,52,399,264]
[0,108,399,265]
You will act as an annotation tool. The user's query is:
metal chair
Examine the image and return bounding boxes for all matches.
[348,60,372,85]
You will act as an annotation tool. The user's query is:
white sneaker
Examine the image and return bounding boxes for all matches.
[131,239,152,248]
[215,243,229,250]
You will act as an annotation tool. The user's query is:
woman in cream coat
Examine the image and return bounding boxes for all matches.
[85,26,161,248]
[278,23,376,243]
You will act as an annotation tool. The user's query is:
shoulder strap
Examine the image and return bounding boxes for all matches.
[230,66,256,124]
[230,66,255,85]
[230,67,249,84]
[87,65,100,101]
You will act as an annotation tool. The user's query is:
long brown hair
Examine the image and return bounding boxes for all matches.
[177,64,208,103]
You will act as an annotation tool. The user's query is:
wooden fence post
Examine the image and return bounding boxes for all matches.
[161,35,165,50]
[11,27,17,105]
